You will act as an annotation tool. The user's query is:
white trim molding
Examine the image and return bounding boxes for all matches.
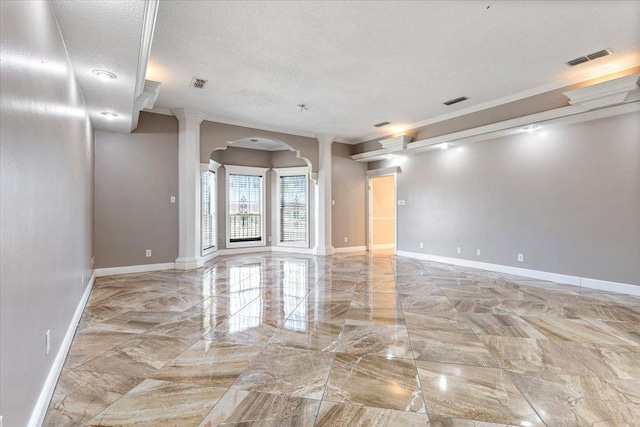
[397,251,640,296]
[131,0,159,131]
[28,270,96,427]
[333,246,368,253]
[96,262,176,277]
[371,243,395,250]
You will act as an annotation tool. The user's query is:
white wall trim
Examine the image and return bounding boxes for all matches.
[28,270,96,427]
[397,251,640,296]
[95,262,175,277]
[334,246,368,253]
[271,246,315,255]
[371,243,395,250]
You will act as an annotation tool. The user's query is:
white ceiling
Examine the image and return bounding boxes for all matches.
[51,0,147,133]
[230,137,289,152]
[147,0,640,142]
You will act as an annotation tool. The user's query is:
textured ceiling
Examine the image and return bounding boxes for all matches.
[148,0,640,142]
[51,0,146,133]
[230,137,289,152]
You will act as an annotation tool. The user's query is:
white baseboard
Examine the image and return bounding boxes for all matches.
[334,246,368,253]
[95,262,175,277]
[370,243,395,250]
[397,251,639,296]
[271,246,315,255]
[28,270,96,427]
[218,246,271,256]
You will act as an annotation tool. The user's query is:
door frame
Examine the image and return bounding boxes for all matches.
[365,166,400,253]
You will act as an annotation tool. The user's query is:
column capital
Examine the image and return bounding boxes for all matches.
[316,134,336,145]
[171,108,208,124]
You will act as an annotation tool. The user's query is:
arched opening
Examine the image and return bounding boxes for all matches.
[202,136,317,255]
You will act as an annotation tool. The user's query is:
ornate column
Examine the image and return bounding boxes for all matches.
[172,108,208,269]
[315,134,335,255]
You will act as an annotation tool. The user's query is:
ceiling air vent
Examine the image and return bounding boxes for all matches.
[190,77,208,89]
[566,49,612,67]
[443,96,468,106]
[373,121,391,127]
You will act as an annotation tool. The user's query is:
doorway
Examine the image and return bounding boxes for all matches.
[367,173,396,252]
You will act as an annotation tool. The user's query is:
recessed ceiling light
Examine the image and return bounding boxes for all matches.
[92,70,117,80]
[440,143,449,150]
[101,111,119,119]
[523,125,539,133]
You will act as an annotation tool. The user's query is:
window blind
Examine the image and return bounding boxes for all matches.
[201,171,216,251]
[228,174,262,242]
[279,175,307,243]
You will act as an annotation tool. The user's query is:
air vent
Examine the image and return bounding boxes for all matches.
[373,121,391,127]
[566,49,612,67]
[190,77,208,89]
[443,96,468,106]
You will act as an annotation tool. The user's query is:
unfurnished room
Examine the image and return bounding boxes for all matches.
[1,1,640,426]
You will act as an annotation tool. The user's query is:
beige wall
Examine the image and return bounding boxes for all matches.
[0,2,95,425]
[373,112,640,286]
[371,175,395,246]
[95,112,179,268]
[201,120,318,171]
[332,143,367,248]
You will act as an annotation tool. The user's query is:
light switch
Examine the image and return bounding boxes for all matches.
[398,200,406,206]
[170,196,176,203]
[332,200,335,206]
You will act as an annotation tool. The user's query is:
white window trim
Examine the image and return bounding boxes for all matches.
[201,162,220,257]
[273,166,310,249]
[225,165,269,249]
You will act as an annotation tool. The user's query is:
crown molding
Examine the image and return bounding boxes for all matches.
[130,0,159,132]
[355,63,640,144]
[565,73,640,110]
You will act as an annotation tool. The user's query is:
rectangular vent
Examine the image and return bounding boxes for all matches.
[566,49,612,67]
[443,96,468,106]
[373,121,391,127]
[190,77,208,89]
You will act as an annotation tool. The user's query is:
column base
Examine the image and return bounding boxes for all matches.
[174,257,204,270]
[313,246,335,256]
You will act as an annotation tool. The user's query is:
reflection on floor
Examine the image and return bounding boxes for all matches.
[44,251,640,426]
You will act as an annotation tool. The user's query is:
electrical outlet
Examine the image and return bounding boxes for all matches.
[398,200,406,206]
[419,242,424,249]
[145,249,152,257]
[457,247,461,254]
[331,200,335,206]
[344,237,348,243]
[46,330,50,355]
[268,235,272,242]
[518,253,524,262]
[476,249,481,256]
[170,196,176,203]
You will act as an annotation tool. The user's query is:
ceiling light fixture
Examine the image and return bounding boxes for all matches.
[440,143,450,150]
[250,139,259,142]
[101,111,119,119]
[523,125,539,133]
[92,70,117,80]
[297,104,309,112]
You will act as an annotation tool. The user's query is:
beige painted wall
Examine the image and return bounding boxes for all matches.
[332,143,367,248]
[372,112,640,286]
[95,112,179,268]
[200,120,318,171]
[371,175,395,246]
[0,2,95,425]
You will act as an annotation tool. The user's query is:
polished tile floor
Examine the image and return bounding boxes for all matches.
[44,251,640,426]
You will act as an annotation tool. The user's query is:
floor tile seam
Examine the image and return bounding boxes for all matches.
[66,331,151,374]
[502,369,551,427]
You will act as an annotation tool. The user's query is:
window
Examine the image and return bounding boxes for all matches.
[201,169,216,252]
[275,167,309,247]
[226,165,268,247]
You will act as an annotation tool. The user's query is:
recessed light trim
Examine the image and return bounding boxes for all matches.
[92,70,117,80]
[101,111,119,119]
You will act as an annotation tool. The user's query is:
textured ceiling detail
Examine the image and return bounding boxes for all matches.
[147,0,640,142]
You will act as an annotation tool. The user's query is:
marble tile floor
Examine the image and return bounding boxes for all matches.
[43,251,640,426]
